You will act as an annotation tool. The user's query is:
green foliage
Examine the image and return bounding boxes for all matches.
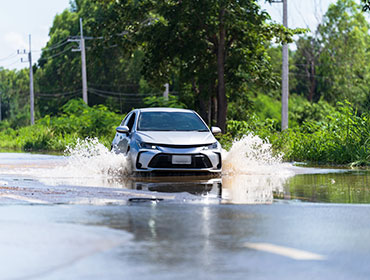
[317,0,370,111]
[0,68,31,127]
[247,93,338,130]
[217,114,280,151]
[289,95,337,127]
[93,0,303,131]
[0,99,123,151]
[252,94,281,124]
[292,0,370,112]
[220,100,369,166]
[284,101,370,165]
[143,95,186,108]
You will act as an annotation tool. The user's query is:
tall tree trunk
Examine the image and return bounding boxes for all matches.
[308,60,316,102]
[212,96,218,126]
[217,7,227,133]
[192,79,207,123]
[207,96,212,125]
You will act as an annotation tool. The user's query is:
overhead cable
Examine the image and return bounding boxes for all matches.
[89,87,160,97]
[38,45,75,61]
[36,89,81,97]
[0,52,17,62]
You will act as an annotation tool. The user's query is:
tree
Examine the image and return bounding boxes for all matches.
[93,0,298,132]
[292,36,322,102]
[316,0,370,111]
[36,9,81,115]
[36,0,159,116]
[0,68,31,127]
[362,0,370,11]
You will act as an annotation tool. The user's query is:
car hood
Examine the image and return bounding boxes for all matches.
[136,131,216,146]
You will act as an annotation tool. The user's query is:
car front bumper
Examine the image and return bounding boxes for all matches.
[133,146,222,173]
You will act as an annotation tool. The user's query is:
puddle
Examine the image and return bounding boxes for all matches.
[0,137,369,205]
[282,171,370,204]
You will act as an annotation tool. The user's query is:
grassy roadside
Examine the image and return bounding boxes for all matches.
[0,99,368,166]
[217,101,370,167]
[0,99,123,152]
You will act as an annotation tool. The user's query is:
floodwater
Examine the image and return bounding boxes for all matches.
[1,137,370,279]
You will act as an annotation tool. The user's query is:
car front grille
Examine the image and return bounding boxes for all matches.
[148,154,212,169]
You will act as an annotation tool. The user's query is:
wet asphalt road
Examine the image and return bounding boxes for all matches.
[1,202,370,280]
[1,153,370,279]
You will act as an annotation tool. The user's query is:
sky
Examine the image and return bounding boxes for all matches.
[0,0,70,70]
[0,0,342,71]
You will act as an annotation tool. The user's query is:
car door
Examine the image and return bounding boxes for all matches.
[116,112,136,154]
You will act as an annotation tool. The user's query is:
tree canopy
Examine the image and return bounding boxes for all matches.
[0,0,368,131]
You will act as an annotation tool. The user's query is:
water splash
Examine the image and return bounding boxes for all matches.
[62,134,291,178]
[23,138,131,187]
[4,136,294,194]
[220,133,295,204]
[222,133,291,176]
[64,138,131,177]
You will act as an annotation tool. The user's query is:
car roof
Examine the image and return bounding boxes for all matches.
[136,108,194,113]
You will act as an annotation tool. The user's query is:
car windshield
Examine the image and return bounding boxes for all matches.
[137,111,209,131]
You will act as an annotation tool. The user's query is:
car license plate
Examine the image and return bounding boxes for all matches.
[172,155,192,165]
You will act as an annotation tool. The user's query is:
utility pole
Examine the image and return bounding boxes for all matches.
[0,92,2,122]
[29,34,35,125]
[68,18,88,104]
[270,0,289,131]
[281,0,289,131]
[19,36,35,125]
[163,83,169,101]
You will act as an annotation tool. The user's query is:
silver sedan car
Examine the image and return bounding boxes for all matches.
[111,108,222,173]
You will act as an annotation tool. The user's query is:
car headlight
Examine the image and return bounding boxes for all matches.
[137,140,158,150]
[203,142,218,150]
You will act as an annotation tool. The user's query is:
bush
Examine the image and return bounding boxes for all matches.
[220,100,369,166]
[0,99,123,152]
[285,101,370,165]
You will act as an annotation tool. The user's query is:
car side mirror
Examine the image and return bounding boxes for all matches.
[116,125,129,134]
[211,126,222,135]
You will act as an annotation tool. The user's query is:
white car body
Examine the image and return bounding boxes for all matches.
[111,108,222,174]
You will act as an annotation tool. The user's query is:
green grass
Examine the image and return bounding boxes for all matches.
[218,101,370,166]
[0,98,368,166]
[0,99,123,152]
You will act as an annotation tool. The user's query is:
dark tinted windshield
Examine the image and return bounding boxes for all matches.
[137,111,209,131]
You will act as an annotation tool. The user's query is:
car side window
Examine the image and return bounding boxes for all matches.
[126,113,136,132]
[120,114,130,126]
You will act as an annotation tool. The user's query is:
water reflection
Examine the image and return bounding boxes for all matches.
[283,171,370,204]
[113,170,370,205]
[107,176,222,198]
[110,174,289,205]
[221,175,287,204]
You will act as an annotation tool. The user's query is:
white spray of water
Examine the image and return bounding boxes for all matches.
[25,138,131,187]
[11,135,295,200]
[61,134,291,180]
[64,138,131,177]
[220,133,295,204]
[222,133,292,176]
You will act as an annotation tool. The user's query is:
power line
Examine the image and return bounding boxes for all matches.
[36,88,81,94]
[89,87,161,97]
[0,52,18,62]
[1,59,20,69]
[30,37,72,54]
[41,38,70,52]
[36,89,81,96]
[36,91,80,99]
[38,45,75,61]
[87,82,139,88]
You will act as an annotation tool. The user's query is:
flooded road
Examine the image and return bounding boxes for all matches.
[0,151,370,279]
